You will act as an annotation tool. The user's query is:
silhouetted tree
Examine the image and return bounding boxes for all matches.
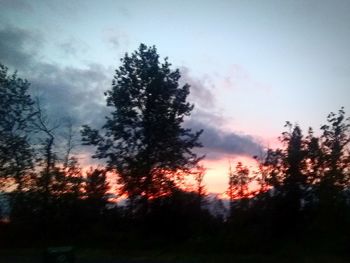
[33,100,60,198]
[255,159,270,194]
[319,108,350,197]
[227,161,251,215]
[259,124,309,236]
[0,64,36,192]
[62,157,83,196]
[281,124,307,214]
[0,64,41,239]
[82,44,203,212]
[308,108,350,241]
[58,123,84,212]
[84,168,110,216]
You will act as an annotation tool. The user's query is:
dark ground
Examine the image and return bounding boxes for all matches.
[1,249,350,263]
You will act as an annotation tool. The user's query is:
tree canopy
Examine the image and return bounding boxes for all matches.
[0,64,36,191]
[82,44,203,206]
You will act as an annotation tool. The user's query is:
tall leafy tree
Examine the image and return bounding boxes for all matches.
[319,108,350,191]
[0,64,36,192]
[82,44,203,208]
[280,124,307,213]
[315,108,350,211]
[264,123,308,203]
[255,123,310,236]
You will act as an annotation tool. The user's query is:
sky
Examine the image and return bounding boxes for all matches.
[1,0,350,194]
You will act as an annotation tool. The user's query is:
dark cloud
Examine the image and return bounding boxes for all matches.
[30,63,111,129]
[0,26,43,70]
[179,66,216,109]
[0,26,263,161]
[0,26,113,162]
[179,67,263,160]
[186,118,263,160]
[190,109,225,127]
[0,26,110,130]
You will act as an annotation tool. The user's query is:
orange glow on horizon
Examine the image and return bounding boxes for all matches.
[201,155,260,194]
[77,152,270,199]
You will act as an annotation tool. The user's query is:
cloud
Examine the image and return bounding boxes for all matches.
[179,66,263,160]
[0,26,263,162]
[0,25,43,70]
[0,26,114,162]
[191,109,225,126]
[0,26,111,129]
[42,1,86,20]
[179,66,216,109]
[59,41,77,55]
[0,0,32,12]
[103,28,130,51]
[57,38,88,57]
[221,64,271,93]
[30,63,110,128]
[186,118,263,160]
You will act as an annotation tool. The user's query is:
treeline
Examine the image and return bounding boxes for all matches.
[0,44,350,255]
[0,62,112,246]
[226,112,350,253]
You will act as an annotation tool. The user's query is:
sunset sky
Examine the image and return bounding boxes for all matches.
[1,0,349,194]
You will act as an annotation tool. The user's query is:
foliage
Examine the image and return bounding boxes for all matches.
[0,63,36,191]
[1,55,350,256]
[81,44,203,206]
[84,167,110,217]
